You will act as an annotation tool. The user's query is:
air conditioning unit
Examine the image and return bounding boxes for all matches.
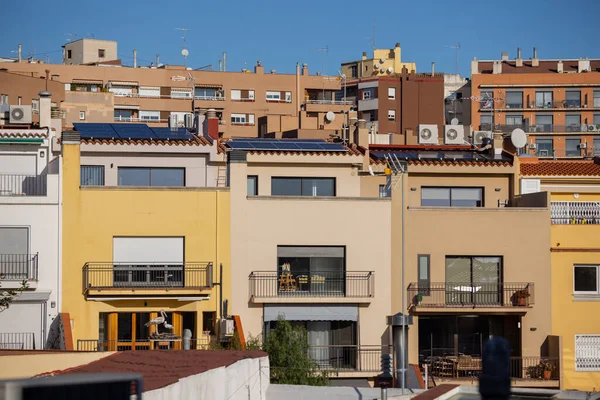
[444,125,465,145]
[579,142,587,149]
[9,105,32,124]
[184,113,194,129]
[418,124,439,144]
[219,319,234,338]
[589,125,598,132]
[529,142,537,150]
[168,114,178,128]
[472,130,492,145]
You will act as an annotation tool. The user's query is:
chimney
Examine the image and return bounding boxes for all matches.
[133,49,137,68]
[493,60,502,74]
[431,62,435,75]
[18,44,22,63]
[219,60,223,72]
[557,60,564,73]
[362,52,367,60]
[38,90,52,129]
[223,52,227,72]
[203,109,219,140]
[578,57,591,73]
[302,63,308,76]
[354,119,369,148]
[531,47,539,67]
[516,48,523,67]
[156,54,160,67]
[501,52,509,62]
[254,60,264,74]
[471,57,479,75]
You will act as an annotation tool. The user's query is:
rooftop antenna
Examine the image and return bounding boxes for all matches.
[175,27,190,68]
[65,33,77,43]
[87,33,96,39]
[371,20,376,50]
[317,45,329,76]
[445,43,461,74]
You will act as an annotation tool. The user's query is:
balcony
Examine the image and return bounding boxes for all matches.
[77,337,211,351]
[551,201,600,224]
[407,282,534,311]
[82,262,213,296]
[358,98,378,111]
[0,332,36,350]
[113,117,169,124]
[0,174,47,196]
[309,345,392,373]
[0,254,38,282]
[194,95,226,101]
[249,270,374,303]
[490,124,599,134]
[305,99,353,113]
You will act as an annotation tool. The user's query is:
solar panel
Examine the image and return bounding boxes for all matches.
[225,138,349,152]
[74,123,118,139]
[273,142,302,151]
[111,124,156,140]
[317,143,347,152]
[226,141,256,150]
[246,141,279,150]
[150,127,196,141]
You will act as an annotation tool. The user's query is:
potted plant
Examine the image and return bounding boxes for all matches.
[541,359,555,380]
[512,288,530,306]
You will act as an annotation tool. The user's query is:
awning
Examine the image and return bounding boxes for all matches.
[264,304,358,322]
[196,83,222,88]
[72,79,103,85]
[114,104,140,110]
[171,88,192,92]
[15,291,52,302]
[140,86,160,90]
[109,81,138,86]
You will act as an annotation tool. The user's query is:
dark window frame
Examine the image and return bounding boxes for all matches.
[247,175,258,196]
[574,265,599,295]
[445,255,504,305]
[421,186,484,207]
[117,167,186,187]
[98,49,106,58]
[271,177,336,197]
[80,165,105,186]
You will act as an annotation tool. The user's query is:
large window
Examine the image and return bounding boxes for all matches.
[114,109,133,121]
[480,114,493,130]
[81,166,105,186]
[594,138,600,156]
[535,91,553,108]
[421,187,483,207]
[266,91,290,102]
[566,114,581,132]
[272,177,335,197]
[505,91,523,109]
[118,167,184,187]
[566,90,581,108]
[594,91,600,108]
[418,255,430,295]
[536,138,554,157]
[535,114,553,132]
[566,138,581,157]
[446,256,502,305]
[505,114,523,126]
[247,175,258,196]
[139,110,160,121]
[574,265,599,295]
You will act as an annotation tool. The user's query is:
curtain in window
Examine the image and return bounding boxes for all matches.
[81,166,104,186]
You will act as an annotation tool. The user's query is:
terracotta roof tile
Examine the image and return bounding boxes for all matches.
[520,158,600,176]
[77,136,213,146]
[0,129,48,139]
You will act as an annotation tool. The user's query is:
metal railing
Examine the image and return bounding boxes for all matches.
[82,262,213,293]
[407,282,534,308]
[0,332,36,350]
[306,99,354,105]
[77,337,211,351]
[113,117,169,123]
[0,174,47,196]
[249,271,374,298]
[309,345,392,372]
[194,95,226,101]
[423,355,558,381]
[551,201,600,224]
[485,124,600,133]
[0,254,38,281]
[482,100,595,110]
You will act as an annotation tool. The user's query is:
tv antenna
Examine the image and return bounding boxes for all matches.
[175,27,190,67]
[445,43,461,74]
[371,20,376,50]
[316,45,329,76]
[87,33,96,39]
[65,33,78,43]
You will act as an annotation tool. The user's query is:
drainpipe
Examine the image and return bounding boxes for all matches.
[133,49,137,68]
[18,44,22,63]
[296,62,300,117]
[222,52,227,72]
[155,54,160,67]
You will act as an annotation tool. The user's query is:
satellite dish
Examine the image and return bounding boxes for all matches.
[325,111,336,122]
[374,63,380,69]
[387,67,393,73]
[380,68,386,73]
[511,128,527,149]
[181,49,189,57]
[451,118,459,125]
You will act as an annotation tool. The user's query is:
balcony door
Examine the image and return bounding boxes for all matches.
[445,257,502,306]
[0,227,30,280]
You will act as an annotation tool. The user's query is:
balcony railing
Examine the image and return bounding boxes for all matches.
[194,95,226,101]
[77,337,211,351]
[113,117,169,123]
[0,254,38,281]
[82,262,213,294]
[0,332,36,350]
[249,271,374,298]
[0,174,47,196]
[486,124,600,134]
[407,282,534,308]
[306,99,354,105]
[551,201,600,224]
[482,99,596,110]
[309,345,392,372]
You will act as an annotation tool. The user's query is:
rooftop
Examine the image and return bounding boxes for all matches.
[520,157,600,177]
[477,59,600,74]
[71,123,214,146]
[0,128,50,139]
[225,138,362,156]
[366,145,514,166]
[37,350,267,392]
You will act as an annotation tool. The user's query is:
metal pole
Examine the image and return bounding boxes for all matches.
[401,170,406,394]
[381,385,388,400]
[220,263,223,319]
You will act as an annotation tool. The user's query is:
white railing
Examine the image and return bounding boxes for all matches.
[551,201,600,224]
[231,98,255,101]
[266,99,292,103]
[306,99,354,105]
[113,117,168,123]
[194,96,226,101]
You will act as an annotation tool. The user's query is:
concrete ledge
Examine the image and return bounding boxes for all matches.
[250,296,372,304]
[80,185,230,192]
[248,195,389,201]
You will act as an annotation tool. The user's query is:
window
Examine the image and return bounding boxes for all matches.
[536,138,554,157]
[446,256,502,305]
[574,265,599,295]
[595,114,600,127]
[271,177,335,197]
[379,184,390,198]
[139,86,160,98]
[203,311,217,335]
[575,335,600,372]
[362,88,374,100]
[266,91,281,101]
[566,90,581,108]
[566,114,581,131]
[566,138,581,157]
[285,92,292,102]
[421,187,483,207]
[480,90,493,109]
[0,226,29,258]
[247,175,258,196]
[350,65,358,78]
[535,91,553,108]
[139,110,160,121]
[505,91,523,109]
[67,50,72,59]
[170,88,192,99]
[480,114,493,130]
[230,89,241,101]
[114,109,133,121]
[80,166,105,186]
[31,99,39,112]
[118,167,185,187]
[17,96,21,105]
[231,113,247,124]
[0,95,7,104]
[418,255,430,295]
[594,91,600,108]
[535,114,553,132]
[595,138,600,156]
[388,87,396,100]
[98,49,106,58]
[195,88,215,99]
[505,114,523,126]
[388,109,396,121]
[79,111,86,120]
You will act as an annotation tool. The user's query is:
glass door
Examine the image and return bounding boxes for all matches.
[472,257,501,306]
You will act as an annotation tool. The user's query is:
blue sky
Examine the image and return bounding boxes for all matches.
[2,0,599,76]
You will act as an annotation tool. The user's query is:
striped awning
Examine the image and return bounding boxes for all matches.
[171,87,193,92]
[109,81,138,86]
[196,83,222,88]
[264,305,358,322]
[114,104,140,110]
[140,86,160,90]
[72,79,103,85]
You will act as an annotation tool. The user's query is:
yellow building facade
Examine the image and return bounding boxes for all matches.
[522,159,600,390]
[61,132,230,349]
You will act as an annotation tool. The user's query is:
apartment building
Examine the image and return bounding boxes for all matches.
[62,39,118,66]
[360,144,554,386]
[227,136,392,380]
[471,48,600,158]
[345,70,445,145]
[521,158,600,390]
[1,45,350,139]
[0,93,62,350]
[444,74,471,126]
[341,43,416,79]
[60,121,230,350]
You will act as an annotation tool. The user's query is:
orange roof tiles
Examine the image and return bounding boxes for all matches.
[78,136,213,146]
[520,158,600,176]
[0,129,48,139]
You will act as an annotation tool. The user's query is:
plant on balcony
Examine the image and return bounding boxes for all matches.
[526,359,555,380]
[511,288,530,306]
[0,278,29,313]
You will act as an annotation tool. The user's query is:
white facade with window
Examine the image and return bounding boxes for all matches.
[231,113,254,125]
[139,86,160,98]
[109,86,133,97]
[139,110,160,121]
[266,91,281,101]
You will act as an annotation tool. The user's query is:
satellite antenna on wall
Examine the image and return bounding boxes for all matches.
[510,128,527,149]
[451,118,459,126]
[175,27,190,68]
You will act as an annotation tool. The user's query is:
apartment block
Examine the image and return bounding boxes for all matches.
[62,38,118,65]
[471,48,600,158]
[444,74,471,126]
[341,43,416,79]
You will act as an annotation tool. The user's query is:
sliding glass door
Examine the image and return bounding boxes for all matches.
[445,257,502,306]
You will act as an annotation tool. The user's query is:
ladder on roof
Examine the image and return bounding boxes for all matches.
[216,164,227,188]
[383,153,407,193]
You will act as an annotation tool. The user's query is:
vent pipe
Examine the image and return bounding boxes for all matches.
[133,49,137,68]
[219,59,223,72]
[517,48,522,59]
[155,54,159,67]
[431,62,434,75]
[18,44,22,63]
[222,52,227,72]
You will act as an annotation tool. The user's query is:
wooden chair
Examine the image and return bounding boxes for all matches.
[279,273,297,291]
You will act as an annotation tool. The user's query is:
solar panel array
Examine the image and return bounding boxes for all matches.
[73,123,197,141]
[226,138,347,152]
